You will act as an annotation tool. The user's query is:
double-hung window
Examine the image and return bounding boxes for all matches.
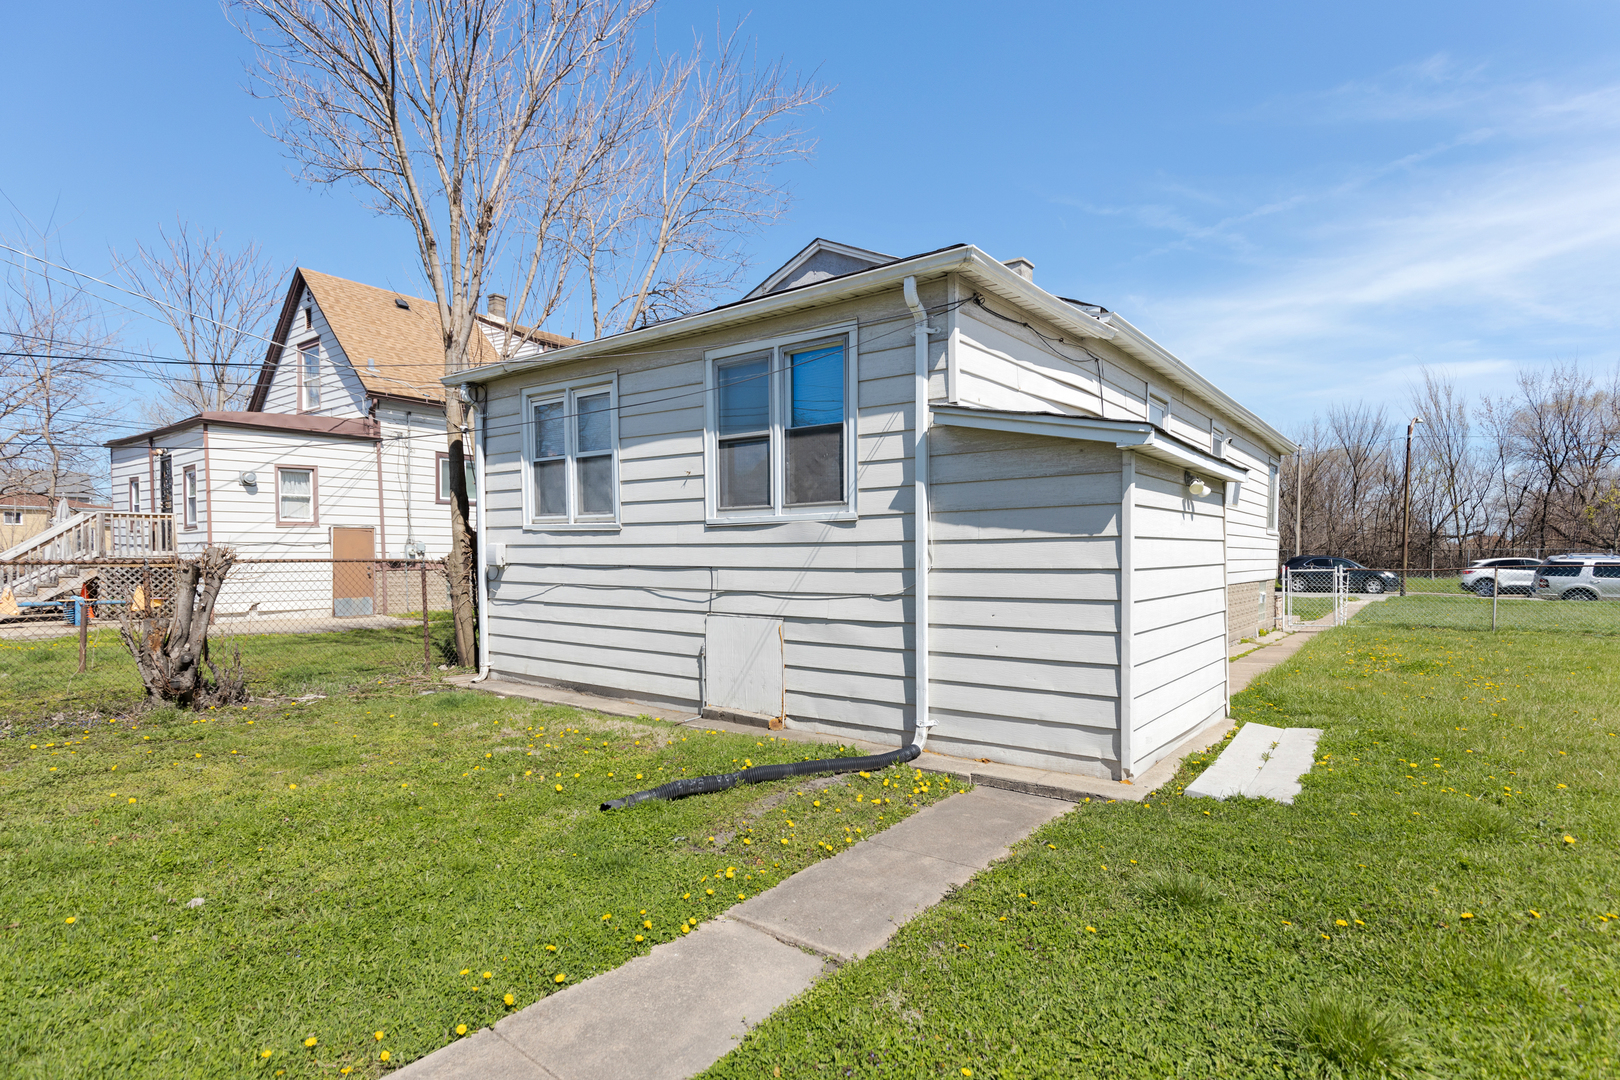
[299,340,321,411]
[277,466,316,525]
[436,452,478,504]
[707,325,856,522]
[183,466,198,529]
[129,478,142,513]
[1267,462,1280,533]
[526,378,618,526]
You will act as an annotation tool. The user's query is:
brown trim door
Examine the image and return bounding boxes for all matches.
[332,526,376,617]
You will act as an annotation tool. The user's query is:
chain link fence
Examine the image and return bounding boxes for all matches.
[1281,561,1620,634]
[0,557,456,720]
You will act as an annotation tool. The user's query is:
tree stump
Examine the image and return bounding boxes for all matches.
[119,546,247,708]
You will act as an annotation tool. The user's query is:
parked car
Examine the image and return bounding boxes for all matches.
[1530,556,1620,601]
[1458,558,1543,596]
[1280,555,1401,594]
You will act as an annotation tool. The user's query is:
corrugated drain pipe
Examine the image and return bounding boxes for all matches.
[601,744,921,811]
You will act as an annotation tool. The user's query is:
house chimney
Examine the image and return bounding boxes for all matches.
[487,293,507,319]
[1003,257,1035,281]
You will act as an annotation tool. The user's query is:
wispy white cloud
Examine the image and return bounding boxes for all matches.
[1086,62,1620,422]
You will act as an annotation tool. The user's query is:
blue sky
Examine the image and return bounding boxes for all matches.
[4,0,1620,432]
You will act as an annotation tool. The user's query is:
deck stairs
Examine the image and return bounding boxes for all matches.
[0,511,176,603]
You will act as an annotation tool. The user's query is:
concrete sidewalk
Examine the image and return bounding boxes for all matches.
[394,787,1066,1080]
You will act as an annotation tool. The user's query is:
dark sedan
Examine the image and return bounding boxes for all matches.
[1280,556,1401,594]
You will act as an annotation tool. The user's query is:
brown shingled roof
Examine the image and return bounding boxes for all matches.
[248,269,576,410]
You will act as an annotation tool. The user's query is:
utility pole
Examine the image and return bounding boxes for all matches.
[1294,452,1303,558]
[1400,416,1424,596]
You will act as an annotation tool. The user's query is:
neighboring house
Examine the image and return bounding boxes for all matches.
[105,269,572,618]
[0,493,112,552]
[449,239,1297,781]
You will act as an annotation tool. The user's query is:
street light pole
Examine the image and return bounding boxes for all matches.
[1400,416,1424,597]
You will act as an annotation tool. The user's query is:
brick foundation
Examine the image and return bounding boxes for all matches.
[1226,579,1277,647]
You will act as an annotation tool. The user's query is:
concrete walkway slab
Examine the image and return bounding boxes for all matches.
[1182,721,1323,805]
[395,919,824,1080]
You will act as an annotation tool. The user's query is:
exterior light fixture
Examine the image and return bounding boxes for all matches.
[1184,471,1209,497]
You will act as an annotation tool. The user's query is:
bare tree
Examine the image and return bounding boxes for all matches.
[112,219,286,423]
[0,230,119,503]
[233,0,825,664]
[588,25,825,335]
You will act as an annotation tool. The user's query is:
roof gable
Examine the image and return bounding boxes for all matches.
[249,269,505,410]
[743,238,895,300]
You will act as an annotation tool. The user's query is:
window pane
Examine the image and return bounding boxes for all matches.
[280,469,312,521]
[1148,397,1165,426]
[535,400,565,458]
[464,461,478,501]
[786,424,843,505]
[533,459,566,517]
[438,455,450,498]
[577,392,612,453]
[578,454,613,515]
[789,345,844,427]
[718,357,769,435]
[303,349,321,408]
[718,436,770,509]
[1594,564,1620,579]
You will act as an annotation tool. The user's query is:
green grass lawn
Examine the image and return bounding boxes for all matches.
[704,627,1620,1079]
[0,615,458,722]
[0,692,958,1077]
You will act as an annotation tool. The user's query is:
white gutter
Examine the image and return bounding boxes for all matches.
[442,244,1294,457]
[903,276,935,750]
[469,389,492,684]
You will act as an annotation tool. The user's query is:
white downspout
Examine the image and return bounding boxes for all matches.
[469,387,492,683]
[903,276,934,750]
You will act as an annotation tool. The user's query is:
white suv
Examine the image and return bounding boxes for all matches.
[1531,557,1620,601]
[1458,558,1543,596]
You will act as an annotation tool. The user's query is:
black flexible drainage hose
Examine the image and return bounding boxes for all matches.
[600,742,922,811]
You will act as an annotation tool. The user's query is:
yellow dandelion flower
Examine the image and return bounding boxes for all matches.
[483,971,492,979]
[261,1049,272,1059]
[1085,926,1096,933]
[554,973,567,983]
[380,1050,390,1062]
[504,993,515,1006]
[1335,919,1348,927]
[545,944,557,952]
[456,1024,468,1036]
[460,968,470,975]
[304,1037,317,1048]
[1460,912,1474,919]
[1563,835,1576,844]
[64,916,75,924]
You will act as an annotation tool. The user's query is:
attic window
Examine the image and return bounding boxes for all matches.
[394,297,411,310]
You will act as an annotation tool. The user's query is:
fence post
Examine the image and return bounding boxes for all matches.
[1491,566,1499,632]
[77,598,88,673]
[421,559,431,674]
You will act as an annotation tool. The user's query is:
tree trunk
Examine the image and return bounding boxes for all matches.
[118,547,246,708]
[444,395,477,666]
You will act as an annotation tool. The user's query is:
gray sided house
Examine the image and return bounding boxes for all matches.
[451,241,1296,780]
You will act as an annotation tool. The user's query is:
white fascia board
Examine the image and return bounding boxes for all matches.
[930,405,1249,483]
[443,247,1118,389]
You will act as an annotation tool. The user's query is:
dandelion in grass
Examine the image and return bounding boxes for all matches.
[64,916,75,924]
[554,973,567,983]
[504,993,515,1006]
[456,1024,468,1036]
[304,1037,318,1048]
[261,1049,272,1059]
[380,1050,390,1062]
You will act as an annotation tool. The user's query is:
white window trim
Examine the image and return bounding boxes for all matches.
[521,373,621,531]
[1266,460,1280,535]
[703,321,860,526]
[183,465,199,529]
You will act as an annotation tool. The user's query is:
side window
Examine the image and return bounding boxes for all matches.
[183,466,198,528]
[1267,462,1280,532]
[1594,564,1620,579]
[277,467,317,525]
[707,328,855,521]
[526,380,618,525]
[129,477,142,514]
[1148,394,1168,427]
[436,452,478,504]
[299,340,322,411]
